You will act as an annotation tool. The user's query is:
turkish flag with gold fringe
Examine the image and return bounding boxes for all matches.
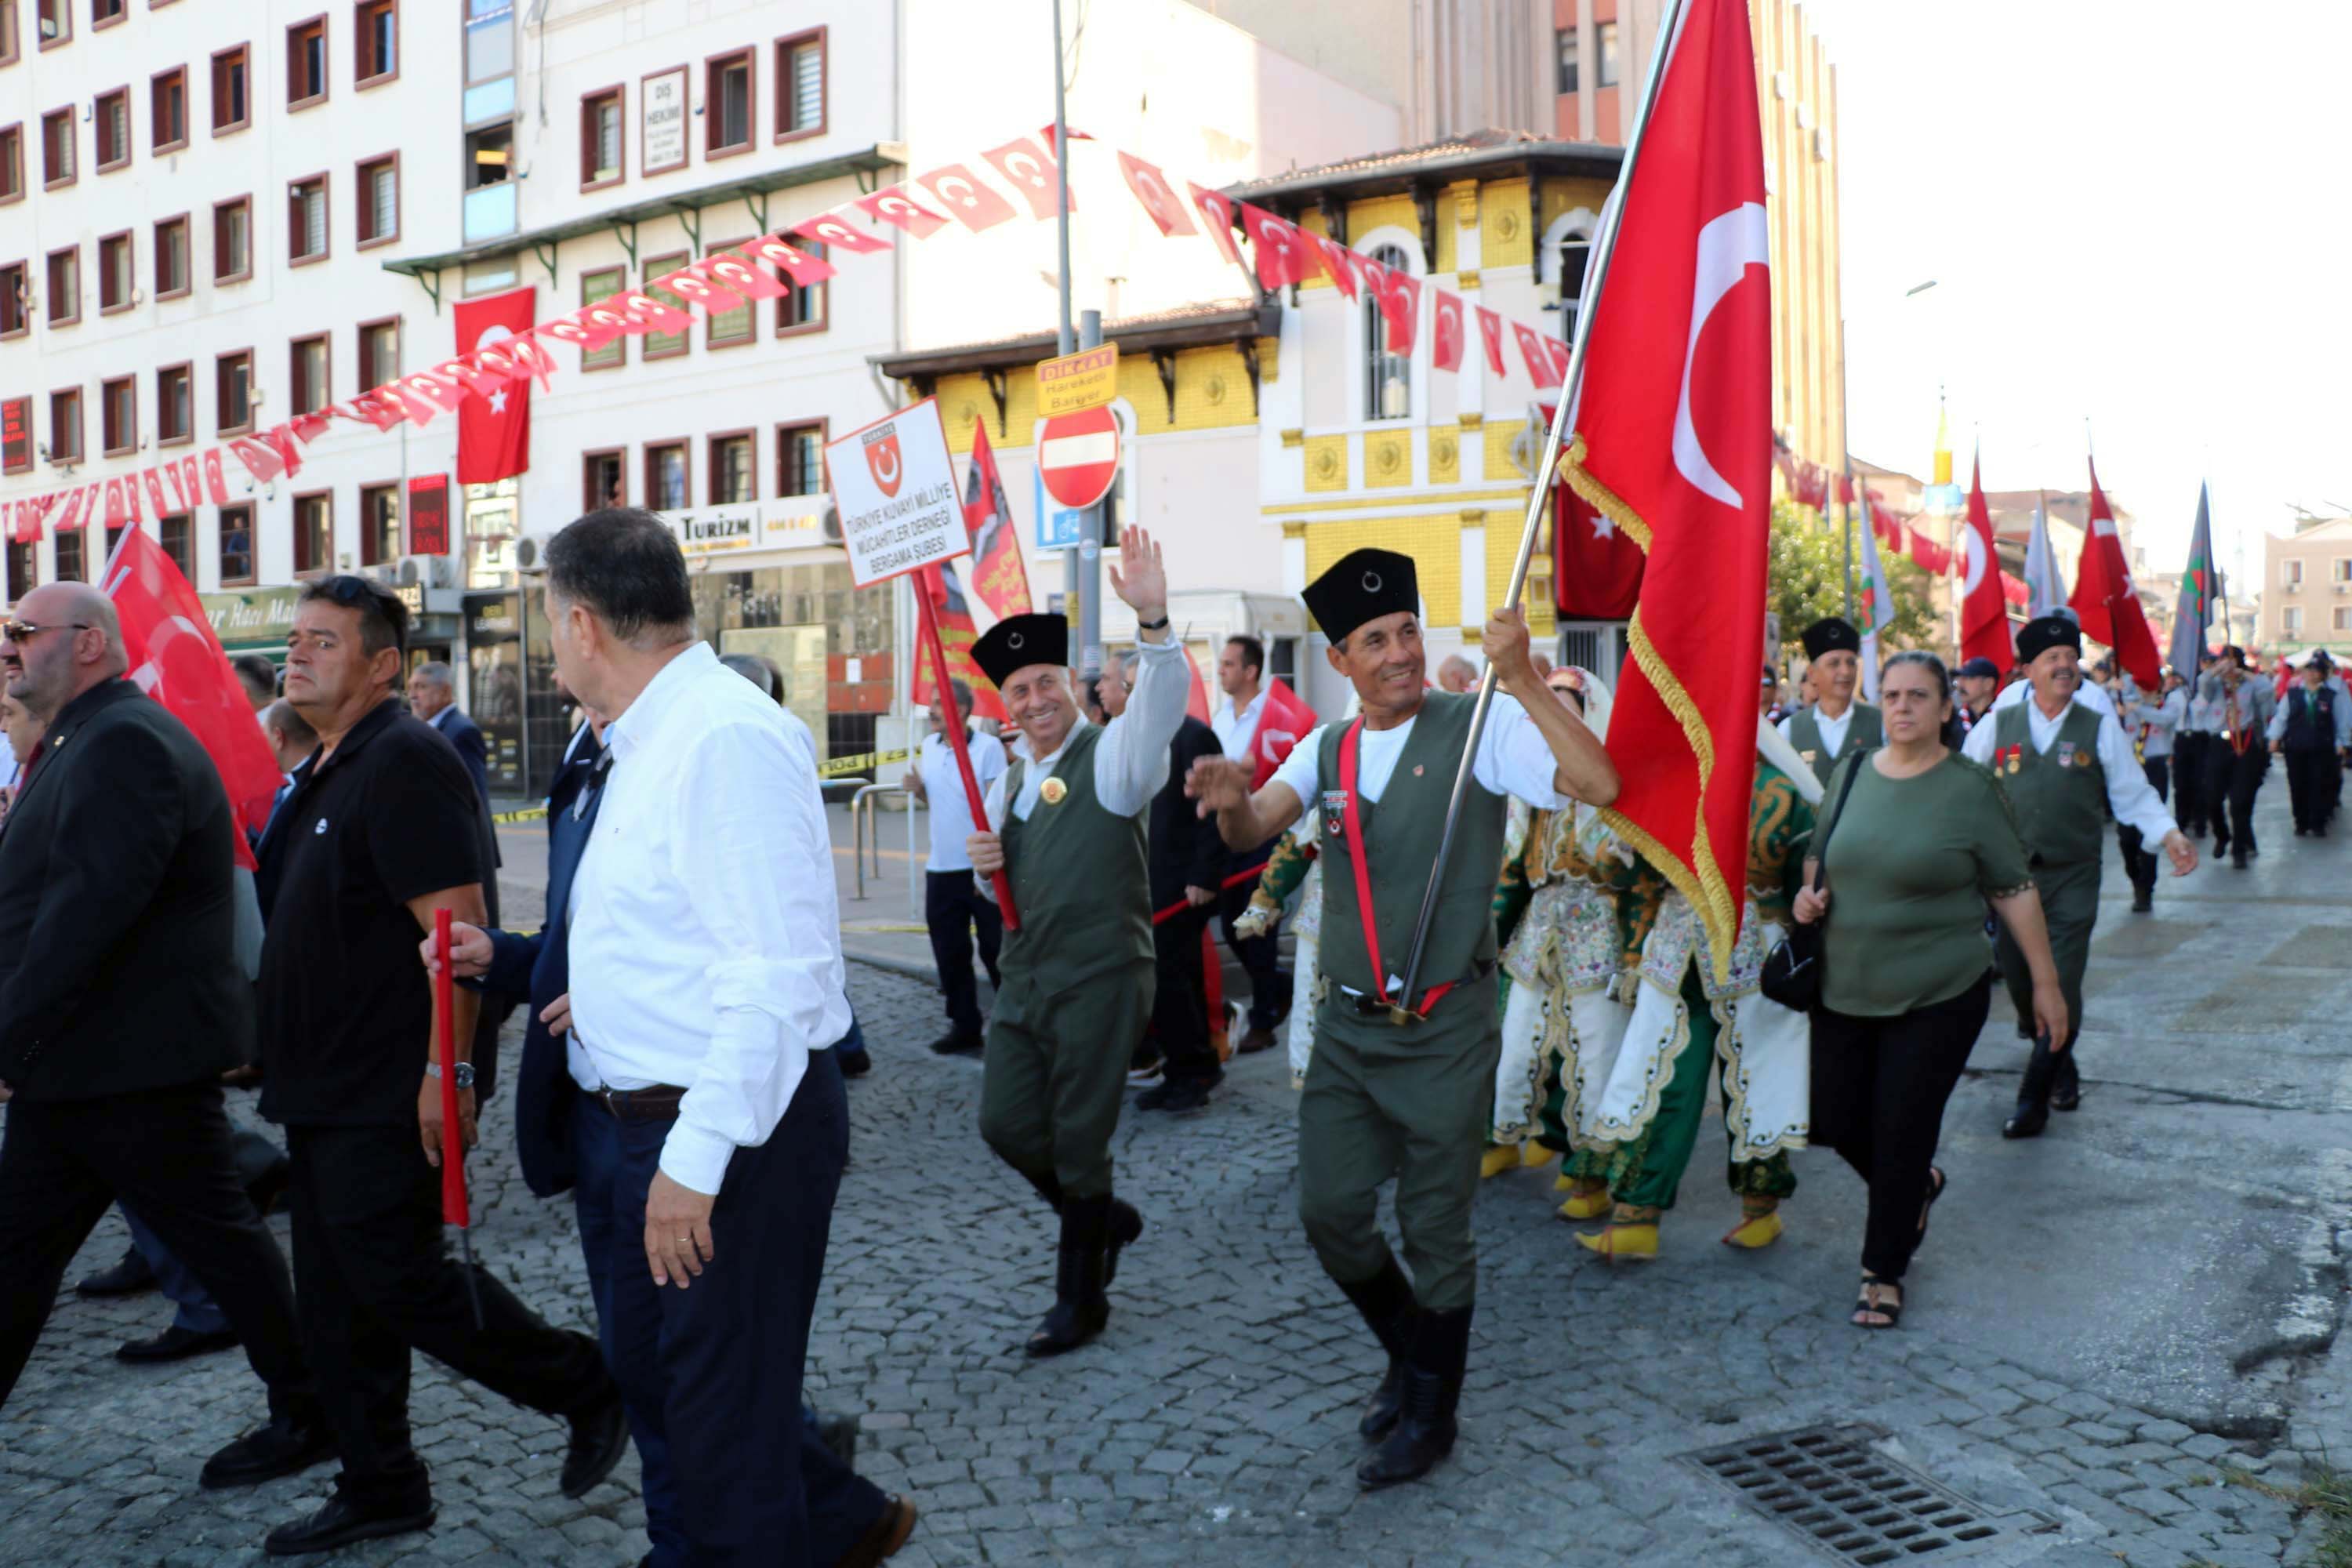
[1558,0,1771,980]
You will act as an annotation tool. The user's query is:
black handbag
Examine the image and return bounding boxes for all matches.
[1760,752,1864,1012]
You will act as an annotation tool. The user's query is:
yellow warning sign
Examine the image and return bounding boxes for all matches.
[1036,343,1120,418]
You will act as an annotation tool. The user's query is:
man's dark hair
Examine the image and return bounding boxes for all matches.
[719,652,783,703]
[232,653,279,701]
[299,575,409,660]
[1226,634,1265,679]
[263,698,318,750]
[545,508,695,644]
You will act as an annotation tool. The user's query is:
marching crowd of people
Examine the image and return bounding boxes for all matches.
[0,507,2341,1564]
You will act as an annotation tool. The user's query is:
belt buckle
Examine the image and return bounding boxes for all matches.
[1385,1003,1423,1027]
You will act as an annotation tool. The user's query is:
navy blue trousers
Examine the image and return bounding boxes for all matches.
[571,1051,869,1567]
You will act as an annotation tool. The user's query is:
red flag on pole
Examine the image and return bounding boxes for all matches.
[913,564,1018,925]
[1958,452,2014,670]
[1554,472,1646,619]
[1249,677,1318,790]
[1239,205,1308,289]
[909,561,1007,722]
[455,286,535,484]
[1557,0,1773,981]
[100,528,283,871]
[1182,644,1212,724]
[1116,152,1193,237]
[2068,458,2163,688]
[960,422,1033,625]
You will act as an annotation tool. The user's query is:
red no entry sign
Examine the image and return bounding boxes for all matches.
[1037,406,1120,510]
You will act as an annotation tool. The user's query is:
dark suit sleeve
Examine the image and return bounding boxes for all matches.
[456,718,492,804]
[0,720,191,1058]
[1182,726,1226,892]
[484,927,543,997]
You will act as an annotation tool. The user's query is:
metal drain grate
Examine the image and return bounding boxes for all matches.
[1680,1423,2049,1564]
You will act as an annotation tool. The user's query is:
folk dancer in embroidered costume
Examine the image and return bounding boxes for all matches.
[1186,547,1617,1490]
[1778,616,1882,788]
[1483,666,1639,1183]
[1964,614,2194,1139]
[1567,717,1822,1259]
[963,528,1187,1358]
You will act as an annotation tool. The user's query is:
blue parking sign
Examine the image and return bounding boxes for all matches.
[1033,467,1084,550]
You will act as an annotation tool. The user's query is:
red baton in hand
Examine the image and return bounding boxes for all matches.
[433,909,468,1228]
[914,565,1019,927]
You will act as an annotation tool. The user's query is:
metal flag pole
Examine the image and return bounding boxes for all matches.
[1838,314,1854,621]
[1050,0,1077,613]
[1390,0,1689,1020]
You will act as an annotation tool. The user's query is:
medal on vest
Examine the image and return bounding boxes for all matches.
[2057,739,2077,769]
[1039,776,1067,805]
[1321,788,1348,834]
[1800,749,1818,766]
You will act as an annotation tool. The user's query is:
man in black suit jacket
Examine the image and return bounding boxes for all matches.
[1104,652,1228,1113]
[0,583,329,1486]
[410,661,492,805]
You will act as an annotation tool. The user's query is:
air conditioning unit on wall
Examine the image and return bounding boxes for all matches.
[397,554,457,590]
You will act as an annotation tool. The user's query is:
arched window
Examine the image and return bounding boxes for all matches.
[1559,232,1591,343]
[1363,242,1411,421]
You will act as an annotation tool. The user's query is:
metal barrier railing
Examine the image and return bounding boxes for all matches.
[849,784,908,901]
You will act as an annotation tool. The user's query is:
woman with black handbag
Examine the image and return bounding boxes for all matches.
[1794,651,2067,1329]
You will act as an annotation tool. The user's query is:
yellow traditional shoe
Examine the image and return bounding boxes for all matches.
[1555,1181,1611,1221]
[1520,1142,1554,1171]
[1721,1210,1784,1250]
[1574,1224,1659,1261]
[1479,1145,1522,1179]
[1554,1171,1576,1192]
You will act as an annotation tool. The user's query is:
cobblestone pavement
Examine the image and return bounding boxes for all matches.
[4,788,2350,1567]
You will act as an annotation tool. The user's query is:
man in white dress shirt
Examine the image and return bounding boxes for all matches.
[539,510,855,1566]
[1965,615,2194,1138]
[1210,635,1285,1054]
[964,528,1184,1359]
[903,680,1008,1056]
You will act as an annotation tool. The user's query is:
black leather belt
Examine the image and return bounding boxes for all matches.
[590,1083,688,1122]
[1346,959,1497,1021]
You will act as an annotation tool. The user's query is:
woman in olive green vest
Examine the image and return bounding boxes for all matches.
[1778,616,1884,789]
[1187,547,1619,1492]
[964,528,1187,1360]
[1798,652,2069,1329]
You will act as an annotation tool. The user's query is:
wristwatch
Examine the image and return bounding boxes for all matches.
[1137,614,1170,632]
[426,1061,476,1089]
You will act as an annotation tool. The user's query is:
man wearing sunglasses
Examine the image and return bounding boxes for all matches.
[0,583,328,1490]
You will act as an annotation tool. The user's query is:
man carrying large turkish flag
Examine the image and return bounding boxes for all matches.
[1558,0,1772,978]
[455,286,535,485]
[2069,458,2162,689]
[100,528,283,870]
[1958,452,2014,673]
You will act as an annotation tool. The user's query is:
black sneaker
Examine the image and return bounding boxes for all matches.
[75,1247,158,1298]
[927,1031,984,1056]
[201,1415,337,1490]
[118,1324,239,1363]
[264,1494,435,1557]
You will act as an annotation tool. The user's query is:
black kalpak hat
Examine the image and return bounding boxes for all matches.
[971,613,1069,689]
[2016,614,2083,664]
[1800,616,1861,660]
[1304,547,1418,641]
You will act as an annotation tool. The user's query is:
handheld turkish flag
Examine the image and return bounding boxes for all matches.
[1557,0,1773,982]
[1249,678,1318,790]
[909,562,1007,721]
[100,528,283,872]
[2068,458,2162,688]
[1182,644,1213,725]
[455,286,534,485]
[1956,452,2013,671]
[960,422,1033,625]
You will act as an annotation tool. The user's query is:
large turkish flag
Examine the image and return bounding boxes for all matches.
[1557,0,1772,980]
[456,286,534,485]
[1958,453,2014,671]
[2069,459,2162,688]
[1553,477,1645,619]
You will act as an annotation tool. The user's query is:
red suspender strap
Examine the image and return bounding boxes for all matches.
[1336,717,1390,1007]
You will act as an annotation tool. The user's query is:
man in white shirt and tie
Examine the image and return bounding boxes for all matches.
[535,510,856,1566]
[1210,635,1285,1054]
[903,680,1008,1056]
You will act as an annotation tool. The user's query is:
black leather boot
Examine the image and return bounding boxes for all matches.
[1357,1305,1470,1490]
[1335,1254,1417,1440]
[2004,1033,2060,1138]
[2050,1049,2082,1112]
[1025,1195,1111,1357]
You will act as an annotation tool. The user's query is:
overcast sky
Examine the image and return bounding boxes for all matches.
[1805,0,2352,579]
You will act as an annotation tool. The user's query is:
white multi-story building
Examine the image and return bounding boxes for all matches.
[0,0,1396,789]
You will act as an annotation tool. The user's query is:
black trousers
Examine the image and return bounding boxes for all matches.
[1152,906,1221,1087]
[2205,740,2268,855]
[926,870,1004,1038]
[285,1123,608,1511]
[1219,875,1284,1033]
[2173,731,2209,831]
[2285,747,2333,833]
[1809,975,1991,1283]
[2115,757,2170,894]
[0,1083,310,1415]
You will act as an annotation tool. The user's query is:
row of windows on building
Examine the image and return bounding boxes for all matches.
[2278,559,2352,587]
[578,31,827,190]
[2278,607,2352,636]
[586,423,829,515]
[1,1,398,96]
[1,165,398,342]
[1553,21,1622,96]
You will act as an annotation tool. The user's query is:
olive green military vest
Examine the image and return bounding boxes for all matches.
[1785,702,1884,786]
[999,723,1152,993]
[1315,692,1508,1007]
[1991,701,2107,866]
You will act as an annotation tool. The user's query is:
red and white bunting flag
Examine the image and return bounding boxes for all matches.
[143,467,171,517]
[202,449,229,504]
[123,470,145,524]
[1309,234,1358,299]
[740,234,839,289]
[438,358,510,401]
[287,412,332,445]
[1432,291,1466,372]
[1239,205,1308,289]
[536,310,606,355]
[1038,123,1093,157]
[473,332,554,394]
[917,163,1018,231]
[792,211,891,255]
[856,185,951,238]
[1116,152,1192,237]
[1375,268,1421,354]
[702,250,790,303]
[648,264,741,318]
[101,478,130,528]
[1544,335,1573,387]
[1511,321,1559,387]
[400,368,472,416]
[162,463,189,511]
[456,286,535,483]
[980,138,1073,220]
[341,389,411,432]
[227,438,285,485]
[1475,307,1508,376]
[379,379,437,429]
[614,289,696,334]
[54,487,85,532]
[1188,183,1243,264]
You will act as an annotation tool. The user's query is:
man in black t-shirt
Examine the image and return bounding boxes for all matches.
[253,576,622,1559]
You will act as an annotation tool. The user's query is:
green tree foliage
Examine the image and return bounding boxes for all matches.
[1767,496,1940,662]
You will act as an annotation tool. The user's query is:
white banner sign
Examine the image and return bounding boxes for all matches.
[823,399,965,588]
[642,67,688,176]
